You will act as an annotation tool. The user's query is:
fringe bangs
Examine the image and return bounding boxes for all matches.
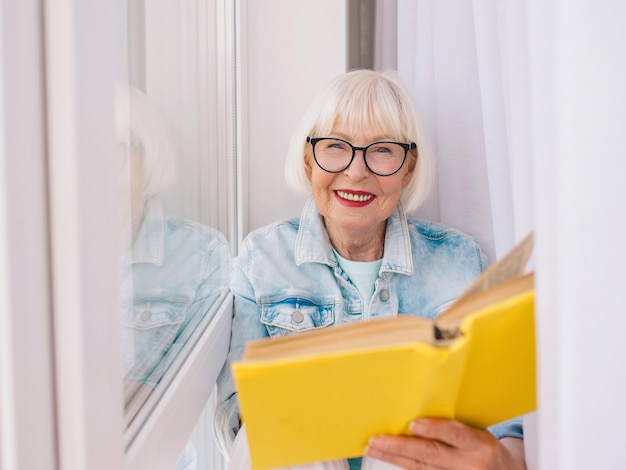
[322,75,412,141]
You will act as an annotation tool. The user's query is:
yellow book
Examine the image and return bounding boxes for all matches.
[232,234,536,470]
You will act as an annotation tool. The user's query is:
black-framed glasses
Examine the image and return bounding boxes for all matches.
[307,136,416,176]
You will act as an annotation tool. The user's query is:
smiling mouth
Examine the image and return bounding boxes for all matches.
[335,190,374,202]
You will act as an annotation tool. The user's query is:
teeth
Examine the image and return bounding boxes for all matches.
[336,190,373,202]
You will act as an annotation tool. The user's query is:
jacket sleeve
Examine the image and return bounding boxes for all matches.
[488,416,524,440]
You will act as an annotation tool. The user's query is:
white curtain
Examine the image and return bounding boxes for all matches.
[396,0,532,264]
[395,1,626,469]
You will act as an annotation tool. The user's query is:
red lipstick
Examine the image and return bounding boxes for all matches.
[334,190,375,207]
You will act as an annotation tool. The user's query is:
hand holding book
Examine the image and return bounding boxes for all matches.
[366,417,527,470]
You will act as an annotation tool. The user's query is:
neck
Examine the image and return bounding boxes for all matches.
[326,221,386,262]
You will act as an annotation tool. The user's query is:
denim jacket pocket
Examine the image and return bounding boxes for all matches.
[260,296,335,337]
[120,297,190,383]
[121,297,188,330]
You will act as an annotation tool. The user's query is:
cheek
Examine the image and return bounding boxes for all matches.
[374,179,407,211]
[381,175,408,196]
[308,166,334,190]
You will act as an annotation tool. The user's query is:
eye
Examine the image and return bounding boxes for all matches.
[370,143,393,154]
[321,139,351,153]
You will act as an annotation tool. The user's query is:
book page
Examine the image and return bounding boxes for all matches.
[435,272,534,336]
[243,315,434,362]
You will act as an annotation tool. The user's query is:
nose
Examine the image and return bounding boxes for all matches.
[344,149,370,179]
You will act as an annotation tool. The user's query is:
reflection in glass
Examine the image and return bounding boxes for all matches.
[117,0,237,467]
[115,83,231,433]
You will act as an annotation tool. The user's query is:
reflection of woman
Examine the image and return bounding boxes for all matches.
[215,70,524,469]
[116,84,232,469]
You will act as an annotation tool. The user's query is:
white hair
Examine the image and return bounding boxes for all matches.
[284,69,436,214]
[115,83,177,199]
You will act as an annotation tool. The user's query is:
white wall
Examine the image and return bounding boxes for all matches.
[242,0,347,235]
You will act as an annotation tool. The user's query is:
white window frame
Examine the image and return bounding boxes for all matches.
[1,1,238,470]
[52,1,236,468]
[42,0,128,468]
[0,1,58,469]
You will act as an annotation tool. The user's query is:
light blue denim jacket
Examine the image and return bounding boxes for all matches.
[119,199,232,388]
[214,197,523,457]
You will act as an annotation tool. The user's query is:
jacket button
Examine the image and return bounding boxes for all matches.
[141,309,151,321]
[291,310,304,323]
[379,289,390,302]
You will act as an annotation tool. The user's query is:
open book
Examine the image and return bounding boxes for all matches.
[232,234,536,470]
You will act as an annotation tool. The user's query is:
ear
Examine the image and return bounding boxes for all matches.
[402,149,418,188]
[304,157,313,182]
[401,166,414,189]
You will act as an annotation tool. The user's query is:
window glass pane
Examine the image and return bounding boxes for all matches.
[116,0,235,466]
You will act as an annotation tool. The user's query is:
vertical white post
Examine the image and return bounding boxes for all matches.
[42,1,125,469]
[0,1,57,469]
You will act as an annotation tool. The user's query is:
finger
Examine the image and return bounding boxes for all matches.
[365,443,443,470]
[366,435,455,469]
[409,419,489,450]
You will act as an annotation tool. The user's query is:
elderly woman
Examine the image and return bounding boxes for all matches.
[215,70,525,470]
[116,83,232,469]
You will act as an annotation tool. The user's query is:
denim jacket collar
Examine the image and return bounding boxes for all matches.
[294,197,413,276]
[129,199,165,266]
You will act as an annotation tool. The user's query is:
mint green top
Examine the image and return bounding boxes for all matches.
[333,249,382,318]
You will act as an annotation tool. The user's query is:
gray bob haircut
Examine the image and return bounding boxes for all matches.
[115,83,177,199]
[284,69,435,214]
